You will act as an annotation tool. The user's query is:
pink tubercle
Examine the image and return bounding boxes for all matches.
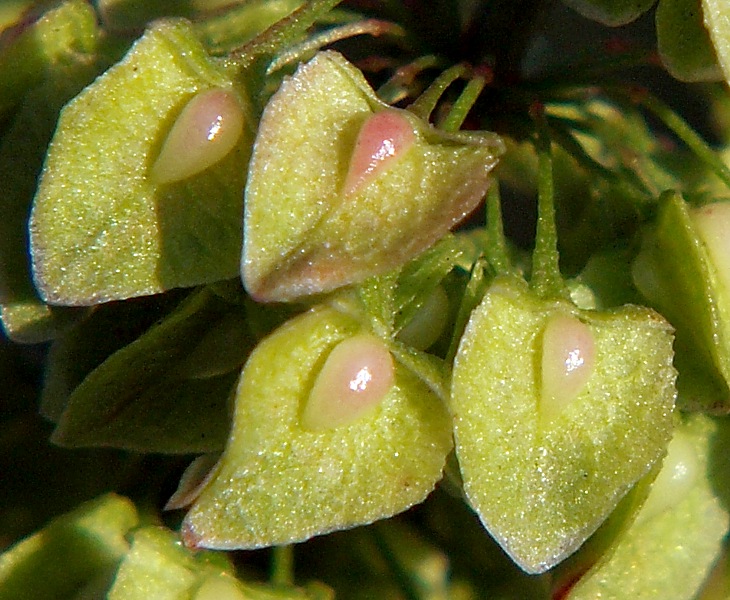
[343,109,416,196]
[150,88,244,185]
[302,334,395,431]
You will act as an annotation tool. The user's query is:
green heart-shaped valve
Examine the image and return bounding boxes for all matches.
[242,50,503,302]
[179,303,453,548]
[450,275,676,573]
[30,19,254,305]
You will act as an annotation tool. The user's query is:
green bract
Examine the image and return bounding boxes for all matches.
[242,50,503,302]
[633,192,730,412]
[450,275,676,574]
[0,0,98,118]
[29,19,254,306]
[108,527,236,600]
[181,304,453,549]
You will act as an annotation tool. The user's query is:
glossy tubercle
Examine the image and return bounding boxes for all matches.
[150,88,244,185]
[302,334,395,431]
[540,313,596,425]
[343,109,416,196]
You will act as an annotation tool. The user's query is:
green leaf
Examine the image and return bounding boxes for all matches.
[560,0,656,26]
[567,414,730,599]
[0,2,105,341]
[29,19,255,306]
[181,304,453,549]
[242,50,503,302]
[632,192,730,411]
[450,275,676,573]
[51,288,252,453]
[0,0,98,119]
[39,292,184,422]
[657,0,723,82]
[0,493,138,600]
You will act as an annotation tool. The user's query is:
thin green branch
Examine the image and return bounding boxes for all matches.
[371,527,422,600]
[408,63,467,121]
[229,0,345,69]
[267,19,407,74]
[623,89,730,192]
[545,116,653,200]
[271,545,295,587]
[376,54,442,105]
[439,75,486,132]
[485,183,510,274]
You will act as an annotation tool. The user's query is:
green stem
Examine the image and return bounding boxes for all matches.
[376,54,442,105]
[485,183,510,274]
[267,19,407,74]
[229,0,345,69]
[439,75,486,132]
[531,113,568,299]
[408,63,467,121]
[545,115,653,201]
[271,545,294,587]
[615,88,730,191]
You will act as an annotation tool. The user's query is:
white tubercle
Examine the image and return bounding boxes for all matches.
[540,313,596,425]
[194,574,247,600]
[150,88,244,185]
[343,109,416,196]
[691,202,730,297]
[396,285,450,350]
[302,334,395,431]
[635,429,698,524]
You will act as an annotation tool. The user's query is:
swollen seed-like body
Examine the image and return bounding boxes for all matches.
[540,313,596,425]
[151,88,244,185]
[691,202,730,298]
[343,110,416,196]
[302,334,394,431]
[636,429,698,524]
